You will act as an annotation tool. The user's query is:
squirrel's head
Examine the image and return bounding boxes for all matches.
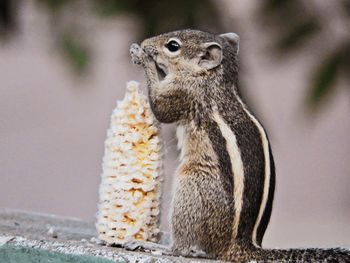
[141,29,239,87]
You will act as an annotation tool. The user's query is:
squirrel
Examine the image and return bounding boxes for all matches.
[130,29,350,262]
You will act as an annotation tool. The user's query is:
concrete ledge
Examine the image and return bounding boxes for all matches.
[0,209,219,263]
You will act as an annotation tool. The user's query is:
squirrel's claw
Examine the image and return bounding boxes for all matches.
[122,240,172,255]
[172,246,211,259]
[130,43,146,66]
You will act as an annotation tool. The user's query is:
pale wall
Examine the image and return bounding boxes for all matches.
[0,0,349,249]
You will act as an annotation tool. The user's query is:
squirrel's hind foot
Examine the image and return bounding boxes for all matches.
[122,240,172,255]
[172,245,214,259]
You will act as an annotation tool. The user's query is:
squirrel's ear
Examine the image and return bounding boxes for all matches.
[220,32,239,55]
[199,42,223,70]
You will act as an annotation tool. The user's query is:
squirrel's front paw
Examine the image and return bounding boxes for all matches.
[130,43,146,66]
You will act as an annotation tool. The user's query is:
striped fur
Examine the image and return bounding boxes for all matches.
[133,29,350,262]
[215,87,271,246]
[234,93,272,246]
[206,117,234,196]
[212,109,245,238]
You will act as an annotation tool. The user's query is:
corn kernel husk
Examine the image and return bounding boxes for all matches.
[96,81,163,245]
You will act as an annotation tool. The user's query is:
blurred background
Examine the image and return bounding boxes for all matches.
[0,0,349,249]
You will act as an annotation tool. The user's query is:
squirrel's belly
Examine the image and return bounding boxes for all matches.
[172,124,234,255]
[171,174,234,255]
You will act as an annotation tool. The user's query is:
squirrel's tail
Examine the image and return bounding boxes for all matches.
[252,247,350,263]
[223,245,350,262]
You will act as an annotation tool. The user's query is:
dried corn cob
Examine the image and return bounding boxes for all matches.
[96,81,163,245]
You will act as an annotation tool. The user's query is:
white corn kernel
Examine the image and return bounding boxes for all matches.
[96,81,163,245]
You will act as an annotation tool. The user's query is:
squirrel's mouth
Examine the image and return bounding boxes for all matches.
[143,47,168,81]
[155,61,167,81]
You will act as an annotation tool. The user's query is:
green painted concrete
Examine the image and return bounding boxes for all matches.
[0,209,201,263]
[0,244,119,263]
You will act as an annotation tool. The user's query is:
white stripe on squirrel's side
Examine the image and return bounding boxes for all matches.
[212,109,245,238]
[234,94,271,247]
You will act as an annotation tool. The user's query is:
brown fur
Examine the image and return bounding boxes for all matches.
[131,30,237,258]
[130,29,350,262]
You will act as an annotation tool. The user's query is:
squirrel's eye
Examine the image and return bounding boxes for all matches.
[165,40,180,52]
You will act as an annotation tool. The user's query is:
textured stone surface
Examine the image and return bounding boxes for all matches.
[0,209,219,262]
[0,244,116,263]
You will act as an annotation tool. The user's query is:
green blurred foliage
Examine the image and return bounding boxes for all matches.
[275,19,320,51]
[260,0,320,52]
[0,0,348,111]
[92,0,223,40]
[32,0,223,74]
[61,34,89,73]
[309,50,342,107]
[38,0,72,11]
[0,0,15,36]
[260,0,350,111]
[309,41,350,106]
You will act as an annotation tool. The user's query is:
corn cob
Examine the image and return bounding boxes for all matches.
[96,81,163,245]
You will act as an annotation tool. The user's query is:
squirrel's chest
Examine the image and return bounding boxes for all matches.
[175,124,220,175]
[175,125,186,161]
